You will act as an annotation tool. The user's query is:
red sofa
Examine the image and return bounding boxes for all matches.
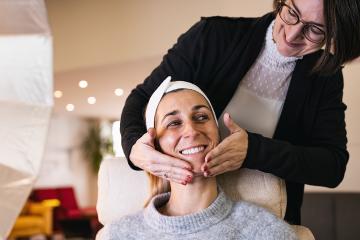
[30,186,100,237]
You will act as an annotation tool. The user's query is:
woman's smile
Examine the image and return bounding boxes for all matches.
[179,145,207,155]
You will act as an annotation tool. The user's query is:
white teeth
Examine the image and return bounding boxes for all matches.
[181,146,205,155]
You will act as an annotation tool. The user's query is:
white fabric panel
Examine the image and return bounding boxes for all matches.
[0,0,49,35]
[0,102,52,236]
[0,35,53,105]
[0,0,52,237]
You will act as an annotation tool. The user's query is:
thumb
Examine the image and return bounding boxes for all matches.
[223,113,241,134]
[147,128,156,139]
[141,128,156,146]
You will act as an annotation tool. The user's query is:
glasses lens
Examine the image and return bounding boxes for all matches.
[280,5,299,25]
[304,25,325,43]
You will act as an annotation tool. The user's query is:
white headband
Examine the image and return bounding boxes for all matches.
[145,76,218,129]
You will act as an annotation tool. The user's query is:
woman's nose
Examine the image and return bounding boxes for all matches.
[182,122,199,138]
[285,23,304,42]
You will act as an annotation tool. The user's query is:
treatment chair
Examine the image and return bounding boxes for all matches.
[96,157,314,240]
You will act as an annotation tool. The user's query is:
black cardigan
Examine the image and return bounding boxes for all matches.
[120,13,348,224]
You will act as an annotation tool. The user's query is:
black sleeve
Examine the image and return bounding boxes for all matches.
[243,70,349,188]
[120,19,208,170]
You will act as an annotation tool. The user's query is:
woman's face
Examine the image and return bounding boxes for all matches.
[273,0,325,57]
[155,90,219,172]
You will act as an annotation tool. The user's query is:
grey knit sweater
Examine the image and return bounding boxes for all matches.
[100,189,298,240]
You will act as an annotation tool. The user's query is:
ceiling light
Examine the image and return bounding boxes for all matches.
[114,88,124,96]
[79,80,88,88]
[87,96,96,104]
[66,104,75,112]
[54,90,63,98]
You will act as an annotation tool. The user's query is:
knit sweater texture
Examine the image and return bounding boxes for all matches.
[101,190,298,240]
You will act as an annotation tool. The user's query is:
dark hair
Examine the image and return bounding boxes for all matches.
[273,0,360,76]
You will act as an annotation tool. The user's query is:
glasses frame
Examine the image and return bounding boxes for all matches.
[277,1,326,44]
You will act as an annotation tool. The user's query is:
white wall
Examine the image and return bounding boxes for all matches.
[46,0,274,72]
[35,114,98,207]
[306,62,360,192]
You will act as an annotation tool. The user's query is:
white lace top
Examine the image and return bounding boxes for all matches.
[217,21,301,219]
[219,20,301,139]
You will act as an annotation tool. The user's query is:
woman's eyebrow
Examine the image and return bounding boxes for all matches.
[291,0,325,27]
[161,110,179,123]
[192,105,210,111]
[290,0,302,16]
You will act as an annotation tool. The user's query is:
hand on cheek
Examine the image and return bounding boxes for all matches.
[201,113,248,177]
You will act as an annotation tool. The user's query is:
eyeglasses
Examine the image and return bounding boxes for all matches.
[277,1,326,44]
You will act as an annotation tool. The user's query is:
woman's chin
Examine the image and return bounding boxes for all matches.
[181,154,206,165]
[191,163,204,173]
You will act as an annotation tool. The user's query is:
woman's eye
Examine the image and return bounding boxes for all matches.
[195,114,209,121]
[288,8,298,18]
[167,121,181,128]
[310,26,324,35]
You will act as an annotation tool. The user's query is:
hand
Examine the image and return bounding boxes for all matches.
[130,128,194,184]
[201,113,248,177]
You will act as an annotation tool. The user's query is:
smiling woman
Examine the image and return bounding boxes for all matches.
[98,78,298,239]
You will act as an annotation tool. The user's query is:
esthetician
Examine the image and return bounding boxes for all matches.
[120,0,360,224]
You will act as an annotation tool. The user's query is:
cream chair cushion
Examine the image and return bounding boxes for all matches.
[217,168,287,219]
[96,157,148,225]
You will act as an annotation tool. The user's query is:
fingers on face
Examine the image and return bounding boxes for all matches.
[149,163,193,183]
[205,144,226,163]
[166,170,193,185]
[206,158,241,177]
[157,154,193,170]
[206,132,244,164]
[206,148,228,168]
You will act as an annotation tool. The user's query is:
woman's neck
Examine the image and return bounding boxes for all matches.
[160,177,218,216]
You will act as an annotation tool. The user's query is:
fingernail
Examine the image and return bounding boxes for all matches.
[181,181,187,185]
[187,176,193,183]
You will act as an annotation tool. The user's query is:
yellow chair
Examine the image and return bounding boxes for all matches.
[8,199,60,239]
